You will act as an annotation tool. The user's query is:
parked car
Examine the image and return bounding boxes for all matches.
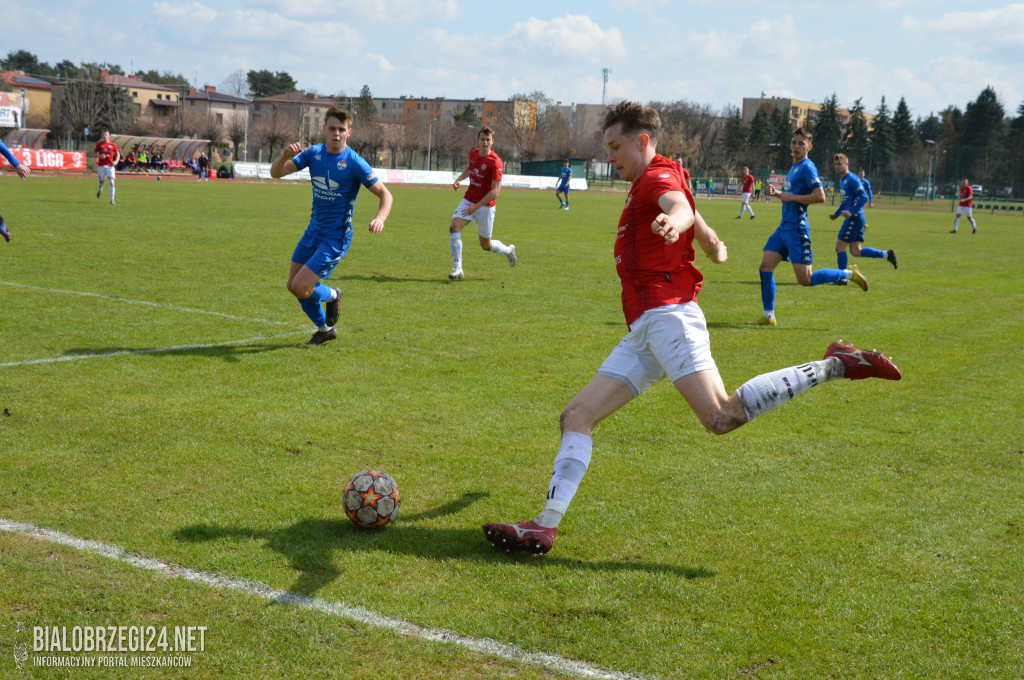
[996,186,1013,198]
[971,184,985,197]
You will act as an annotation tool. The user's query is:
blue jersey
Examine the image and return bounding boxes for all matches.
[780,158,822,228]
[289,144,378,239]
[558,166,571,187]
[861,177,873,203]
[834,173,868,218]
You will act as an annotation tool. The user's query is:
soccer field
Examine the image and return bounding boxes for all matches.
[1,175,1022,679]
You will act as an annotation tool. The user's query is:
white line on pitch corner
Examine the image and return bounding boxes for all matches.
[0,518,657,680]
[0,331,307,368]
[0,281,302,328]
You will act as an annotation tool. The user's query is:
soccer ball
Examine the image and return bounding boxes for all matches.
[343,470,401,528]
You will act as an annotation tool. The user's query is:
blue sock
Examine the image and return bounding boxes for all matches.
[861,247,885,258]
[810,268,845,285]
[759,271,776,312]
[297,282,333,326]
[837,251,848,269]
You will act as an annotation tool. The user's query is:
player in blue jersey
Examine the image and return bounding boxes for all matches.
[270,108,393,345]
[555,159,571,210]
[1,140,32,243]
[830,154,896,276]
[756,129,868,326]
[857,169,873,208]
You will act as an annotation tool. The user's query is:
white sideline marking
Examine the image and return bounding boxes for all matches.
[0,331,307,368]
[0,281,301,328]
[0,518,656,680]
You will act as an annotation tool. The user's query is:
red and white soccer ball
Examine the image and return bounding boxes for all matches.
[344,470,401,528]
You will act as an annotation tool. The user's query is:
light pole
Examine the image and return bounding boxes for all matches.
[924,139,936,208]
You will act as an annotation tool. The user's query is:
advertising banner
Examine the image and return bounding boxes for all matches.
[232,163,587,190]
[0,148,89,172]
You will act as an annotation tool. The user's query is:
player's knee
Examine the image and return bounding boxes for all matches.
[697,405,744,435]
[559,402,593,434]
[849,245,862,256]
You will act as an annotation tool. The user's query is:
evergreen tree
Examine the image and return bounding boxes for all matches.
[355,84,376,123]
[809,93,843,169]
[892,97,916,156]
[842,98,870,171]
[722,107,747,159]
[247,70,298,98]
[869,97,894,176]
[959,86,1006,185]
[747,105,773,160]
[453,103,480,126]
[770,106,793,169]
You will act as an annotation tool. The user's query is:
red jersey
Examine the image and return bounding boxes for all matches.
[959,185,973,207]
[615,154,703,327]
[94,141,120,167]
[741,174,755,193]
[463,148,503,206]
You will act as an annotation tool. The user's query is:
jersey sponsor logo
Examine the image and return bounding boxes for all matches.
[658,173,670,178]
[338,160,348,170]
[311,175,340,192]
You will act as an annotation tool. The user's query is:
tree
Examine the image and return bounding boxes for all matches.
[453,103,480,126]
[1,49,53,78]
[54,79,135,139]
[225,112,248,160]
[747,105,773,167]
[253,109,297,159]
[355,84,375,123]
[892,97,916,157]
[869,97,894,176]
[960,86,1006,186]
[809,93,842,169]
[722,106,747,163]
[219,70,249,98]
[135,69,191,89]
[247,70,297,98]
[770,105,793,170]
[842,98,870,171]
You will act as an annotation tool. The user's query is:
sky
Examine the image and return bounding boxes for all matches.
[4,0,1024,120]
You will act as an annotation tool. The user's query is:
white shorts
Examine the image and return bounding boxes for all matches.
[956,205,973,217]
[452,199,496,238]
[596,302,718,397]
[97,166,116,181]
[742,192,752,203]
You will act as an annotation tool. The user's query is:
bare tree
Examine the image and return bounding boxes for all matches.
[254,109,298,160]
[219,69,248,98]
[225,112,247,160]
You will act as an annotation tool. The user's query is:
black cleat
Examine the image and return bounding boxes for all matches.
[325,288,342,327]
[306,327,337,345]
[887,250,898,269]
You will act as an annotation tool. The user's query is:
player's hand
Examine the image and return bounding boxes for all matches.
[704,240,727,264]
[452,180,461,190]
[282,142,302,159]
[15,165,31,179]
[841,210,852,218]
[368,218,385,234]
[651,213,680,245]
[829,214,837,221]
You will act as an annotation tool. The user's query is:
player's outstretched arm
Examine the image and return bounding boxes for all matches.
[694,211,727,263]
[367,181,393,234]
[652,190,695,245]
[269,142,302,179]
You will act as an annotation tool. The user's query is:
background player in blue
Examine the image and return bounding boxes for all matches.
[555,159,571,210]
[858,168,874,208]
[1,140,32,243]
[830,154,897,275]
[270,108,393,345]
[757,128,868,326]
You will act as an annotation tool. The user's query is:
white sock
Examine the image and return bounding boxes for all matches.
[489,239,510,255]
[109,181,116,202]
[736,360,837,421]
[953,217,960,230]
[536,432,592,528]
[450,232,462,268]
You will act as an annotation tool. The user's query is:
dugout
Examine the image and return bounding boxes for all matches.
[108,135,210,162]
[519,158,586,179]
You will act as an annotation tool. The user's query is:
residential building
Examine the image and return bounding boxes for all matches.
[100,70,181,122]
[742,96,876,130]
[250,91,335,146]
[0,71,52,127]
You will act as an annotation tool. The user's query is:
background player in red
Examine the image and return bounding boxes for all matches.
[94,130,120,205]
[482,101,902,556]
[446,127,516,280]
[951,178,977,234]
[737,166,756,220]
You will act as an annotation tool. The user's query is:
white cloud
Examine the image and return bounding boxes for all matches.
[901,4,1024,46]
[499,14,627,65]
[246,0,459,23]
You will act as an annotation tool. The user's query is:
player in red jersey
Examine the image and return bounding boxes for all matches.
[446,127,516,279]
[93,130,121,205]
[736,166,756,219]
[951,178,977,234]
[483,102,902,556]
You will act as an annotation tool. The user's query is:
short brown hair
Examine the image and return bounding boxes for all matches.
[792,127,812,142]
[324,107,353,127]
[603,101,660,141]
[833,153,848,163]
[478,126,495,138]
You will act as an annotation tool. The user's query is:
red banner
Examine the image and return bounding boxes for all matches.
[1,148,89,172]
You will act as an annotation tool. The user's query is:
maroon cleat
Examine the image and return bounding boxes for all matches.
[482,520,557,555]
[825,341,902,381]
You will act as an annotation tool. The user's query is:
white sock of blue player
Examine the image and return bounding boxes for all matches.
[488,239,511,256]
[450,232,462,268]
[536,432,592,528]
[737,360,842,421]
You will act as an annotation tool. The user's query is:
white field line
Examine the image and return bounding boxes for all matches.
[0,281,301,328]
[0,519,657,680]
[0,331,307,368]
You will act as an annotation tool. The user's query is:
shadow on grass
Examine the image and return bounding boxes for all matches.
[173,492,712,596]
[61,340,303,363]
[334,272,457,285]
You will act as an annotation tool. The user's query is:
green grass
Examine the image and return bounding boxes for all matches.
[1,174,1022,679]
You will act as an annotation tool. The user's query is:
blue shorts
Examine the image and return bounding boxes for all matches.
[292,227,352,279]
[764,225,813,265]
[557,182,570,193]
[837,214,867,243]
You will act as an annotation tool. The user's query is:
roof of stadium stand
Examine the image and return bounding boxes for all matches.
[3,128,50,149]
[109,135,210,161]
